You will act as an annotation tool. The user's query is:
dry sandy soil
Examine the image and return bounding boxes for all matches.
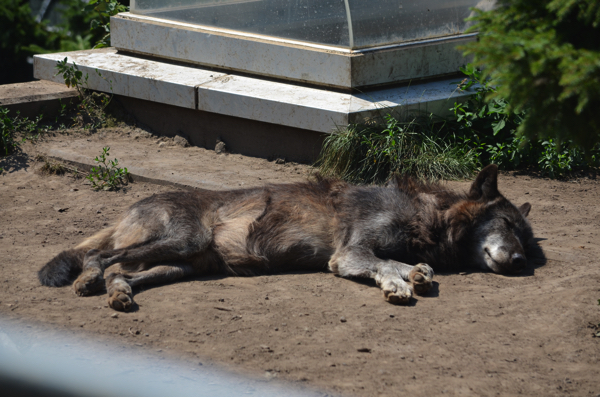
[1,128,599,397]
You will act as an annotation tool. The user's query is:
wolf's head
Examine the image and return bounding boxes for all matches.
[469,165,533,274]
[449,165,534,274]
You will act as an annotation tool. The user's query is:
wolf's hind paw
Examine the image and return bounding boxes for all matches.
[106,274,133,312]
[108,292,132,312]
[409,263,433,295]
[73,268,104,296]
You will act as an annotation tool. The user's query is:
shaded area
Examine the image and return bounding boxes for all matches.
[0,152,31,174]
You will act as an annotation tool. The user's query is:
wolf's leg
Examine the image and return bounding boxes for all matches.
[329,248,433,304]
[73,249,108,296]
[73,239,207,297]
[105,263,196,311]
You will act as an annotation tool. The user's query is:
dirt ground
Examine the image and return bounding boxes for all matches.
[1,128,599,397]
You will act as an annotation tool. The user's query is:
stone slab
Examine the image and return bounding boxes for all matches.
[34,48,471,134]
[34,48,225,109]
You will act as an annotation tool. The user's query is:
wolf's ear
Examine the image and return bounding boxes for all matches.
[518,202,531,218]
[468,164,499,201]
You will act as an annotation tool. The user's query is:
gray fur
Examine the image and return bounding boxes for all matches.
[39,165,536,311]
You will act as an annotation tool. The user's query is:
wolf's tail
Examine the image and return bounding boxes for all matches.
[38,249,87,287]
[38,226,116,287]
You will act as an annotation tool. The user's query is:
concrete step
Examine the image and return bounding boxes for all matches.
[0,80,78,120]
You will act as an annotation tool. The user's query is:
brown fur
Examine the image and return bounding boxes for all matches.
[39,165,537,311]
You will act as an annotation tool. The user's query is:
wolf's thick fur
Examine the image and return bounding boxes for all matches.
[39,165,535,311]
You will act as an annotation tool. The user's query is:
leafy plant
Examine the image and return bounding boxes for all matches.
[317,113,479,184]
[462,0,600,153]
[451,64,599,176]
[86,146,130,190]
[537,138,597,178]
[55,57,113,129]
[0,0,111,84]
[451,64,536,169]
[0,107,41,156]
[85,0,128,48]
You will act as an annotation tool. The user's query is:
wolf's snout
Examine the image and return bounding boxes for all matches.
[510,252,526,272]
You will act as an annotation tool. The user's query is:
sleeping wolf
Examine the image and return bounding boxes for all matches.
[39,164,534,311]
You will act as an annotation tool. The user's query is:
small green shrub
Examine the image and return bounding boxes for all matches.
[317,114,480,184]
[451,64,599,177]
[451,65,535,169]
[0,0,117,84]
[86,146,130,190]
[55,57,113,129]
[462,0,600,152]
[85,0,129,48]
[317,61,599,183]
[0,107,41,156]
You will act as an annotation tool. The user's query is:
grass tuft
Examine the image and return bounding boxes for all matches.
[316,114,479,184]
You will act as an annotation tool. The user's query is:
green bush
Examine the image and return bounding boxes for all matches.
[87,147,130,190]
[451,65,532,169]
[463,0,600,152]
[0,0,55,84]
[317,61,599,184]
[0,107,41,156]
[84,0,129,48]
[0,0,128,84]
[451,64,599,177]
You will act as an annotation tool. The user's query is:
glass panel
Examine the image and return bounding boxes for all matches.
[131,0,351,48]
[348,0,493,49]
[130,0,493,49]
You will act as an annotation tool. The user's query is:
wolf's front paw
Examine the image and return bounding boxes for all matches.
[106,274,133,312]
[409,263,434,295]
[379,278,413,304]
[73,268,104,296]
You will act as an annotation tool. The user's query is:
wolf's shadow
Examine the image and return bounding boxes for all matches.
[521,238,547,276]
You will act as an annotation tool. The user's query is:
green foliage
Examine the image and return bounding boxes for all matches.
[320,61,599,184]
[0,0,128,84]
[56,57,86,90]
[462,0,600,153]
[85,0,129,48]
[86,147,130,190]
[0,0,56,83]
[55,58,114,128]
[451,64,599,177]
[451,65,536,170]
[22,0,96,55]
[0,107,41,156]
[317,114,480,184]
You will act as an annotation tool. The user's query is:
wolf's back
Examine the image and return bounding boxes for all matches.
[38,249,87,287]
